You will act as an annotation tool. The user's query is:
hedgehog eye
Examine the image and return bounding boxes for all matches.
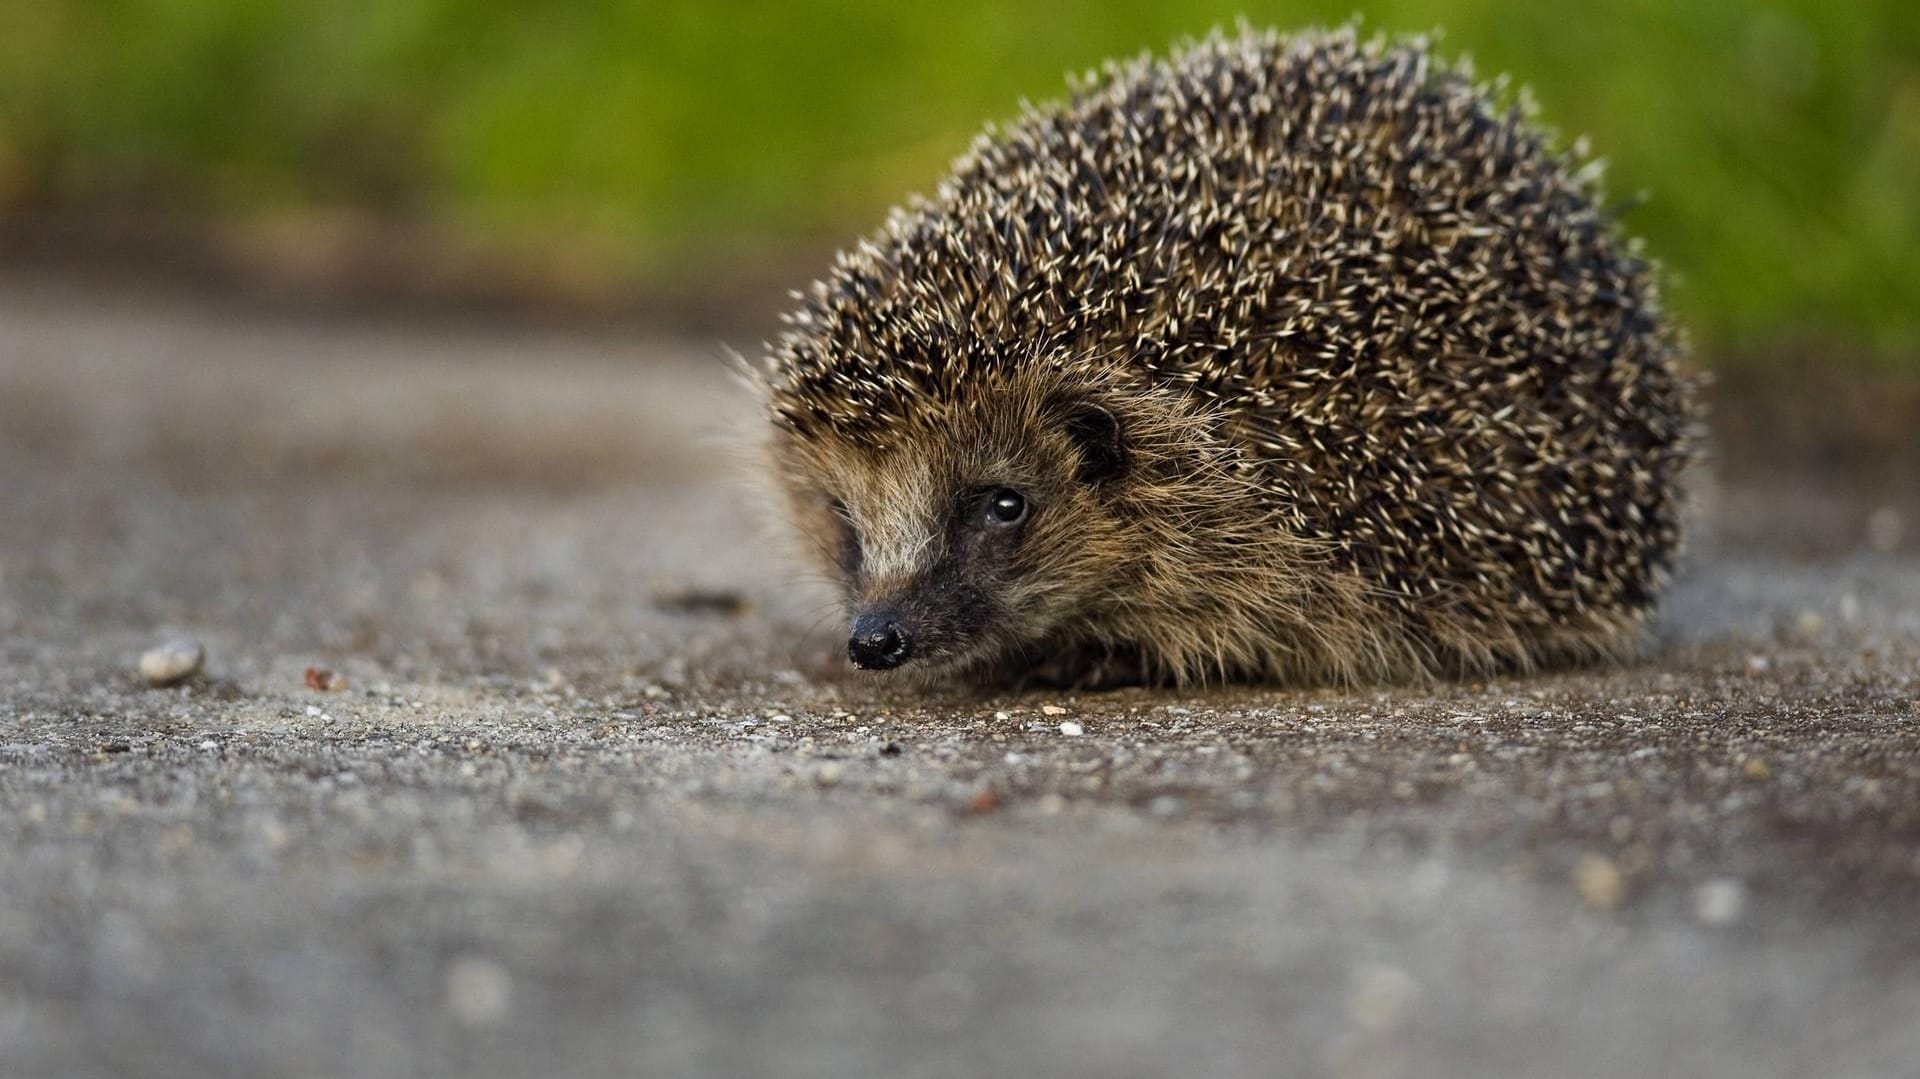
[984,488,1028,526]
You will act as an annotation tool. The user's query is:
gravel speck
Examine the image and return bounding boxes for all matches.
[1348,964,1417,1032]
[1574,854,1627,911]
[1058,721,1084,737]
[138,638,203,686]
[964,788,1002,815]
[1693,879,1749,926]
[443,955,512,1027]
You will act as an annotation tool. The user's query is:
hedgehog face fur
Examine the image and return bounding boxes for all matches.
[760,26,1696,688]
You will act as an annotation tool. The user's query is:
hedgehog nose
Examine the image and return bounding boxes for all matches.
[848,612,911,670]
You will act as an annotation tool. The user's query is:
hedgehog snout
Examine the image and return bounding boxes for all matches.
[848,610,912,670]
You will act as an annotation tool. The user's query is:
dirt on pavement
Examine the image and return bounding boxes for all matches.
[2,271,1918,1079]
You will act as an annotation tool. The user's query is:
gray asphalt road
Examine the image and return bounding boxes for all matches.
[2,273,1918,1079]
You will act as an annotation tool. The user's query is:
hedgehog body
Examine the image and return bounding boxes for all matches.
[761,27,1695,687]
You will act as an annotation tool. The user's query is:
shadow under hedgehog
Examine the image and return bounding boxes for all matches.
[754,25,1697,690]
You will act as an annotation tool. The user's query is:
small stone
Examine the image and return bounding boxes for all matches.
[1041,705,1069,716]
[1794,610,1825,637]
[1742,757,1772,780]
[992,710,1012,721]
[257,817,291,851]
[304,666,343,692]
[1573,854,1626,910]
[965,788,1002,815]
[1745,654,1771,674]
[1036,793,1066,815]
[443,955,512,1027]
[138,639,203,686]
[815,762,844,787]
[1348,964,1417,1032]
[1148,795,1185,819]
[1692,878,1747,926]
[1058,721,1084,737]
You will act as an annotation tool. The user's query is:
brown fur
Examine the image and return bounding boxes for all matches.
[756,26,1696,688]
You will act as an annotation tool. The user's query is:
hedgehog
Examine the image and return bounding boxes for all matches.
[756,26,1695,689]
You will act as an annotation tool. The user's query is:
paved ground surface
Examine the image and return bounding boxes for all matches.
[2,272,1918,1079]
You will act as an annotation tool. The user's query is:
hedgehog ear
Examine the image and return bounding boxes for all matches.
[1064,401,1126,485]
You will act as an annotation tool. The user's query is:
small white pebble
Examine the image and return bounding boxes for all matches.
[444,955,513,1027]
[256,817,290,851]
[138,639,203,686]
[197,740,218,751]
[304,706,324,718]
[815,762,843,787]
[992,711,1011,721]
[768,714,793,724]
[1348,964,1417,1032]
[1058,721,1084,737]
[1041,705,1069,716]
[1574,854,1626,910]
[1037,794,1066,816]
[1692,878,1747,926]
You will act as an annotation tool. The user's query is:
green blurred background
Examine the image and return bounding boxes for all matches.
[2,1,1916,364]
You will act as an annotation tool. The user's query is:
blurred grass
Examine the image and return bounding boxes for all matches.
[1,1,1916,362]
